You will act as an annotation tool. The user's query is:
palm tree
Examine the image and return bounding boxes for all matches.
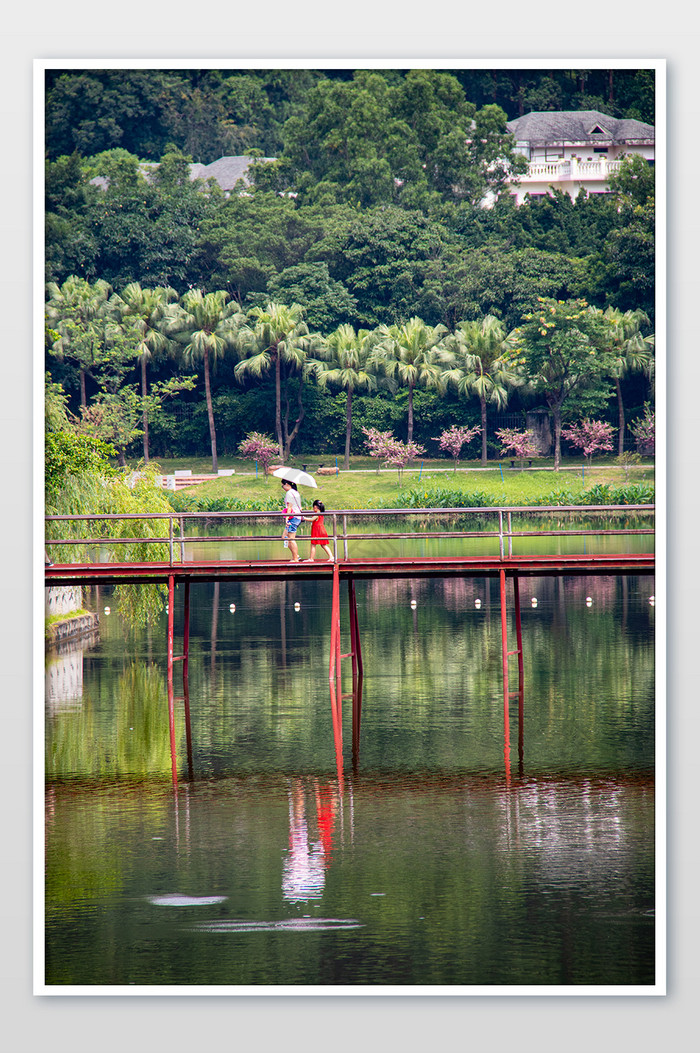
[234,302,319,461]
[591,306,654,456]
[370,317,451,444]
[45,276,113,408]
[315,324,382,469]
[108,283,178,463]
[443,315,521,465]
[164,289,244,472]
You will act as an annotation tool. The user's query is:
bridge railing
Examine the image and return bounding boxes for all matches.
[45,505,655,565]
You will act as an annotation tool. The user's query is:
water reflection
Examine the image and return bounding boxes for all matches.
[44,770,654,986]
[282,777,340,902]
[45,631,99,712]
[43,574,655,987]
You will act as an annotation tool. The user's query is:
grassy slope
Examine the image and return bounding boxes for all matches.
[150,456,655,510]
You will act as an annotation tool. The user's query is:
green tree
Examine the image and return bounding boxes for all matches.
[108,282,178,463]
[370,317,452,444]
[596,155,655,318]
[264,69,526,213]
[82,147,215,291]
[315,324,383,469]
[444,315,521,464]
[45,275,113,407]
[234,302,320,460]
[506,297,611,470]
[45,152,99,283]
[45,371,117,501]
[265,263,357,333]
[44,69,183,160]
[164,289,244,471]
[70,315,146,466]
[197,190,330,302]
[315,206,444,327]
[419,243,586,330]
[589,306,654,456]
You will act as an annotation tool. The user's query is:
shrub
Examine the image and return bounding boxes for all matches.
[385,487,494,509]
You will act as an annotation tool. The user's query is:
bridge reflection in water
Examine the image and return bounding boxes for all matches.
[45,505,655,787]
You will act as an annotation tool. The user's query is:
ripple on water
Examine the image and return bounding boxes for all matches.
[148,894,228,907]
[190,918,363,933]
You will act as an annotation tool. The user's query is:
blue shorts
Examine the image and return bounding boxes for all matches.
[285,516,302,534]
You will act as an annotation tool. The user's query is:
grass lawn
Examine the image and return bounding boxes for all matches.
[142,454,655,510]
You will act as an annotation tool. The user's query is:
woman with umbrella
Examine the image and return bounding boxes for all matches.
[281,479,303,562]
[273,467,318,563]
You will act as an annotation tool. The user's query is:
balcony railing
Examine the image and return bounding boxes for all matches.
[516,158,624,183]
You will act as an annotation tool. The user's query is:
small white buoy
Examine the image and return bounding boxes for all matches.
[229,603,236,613]
[649,596,655,606]
[165,604,169,613]
[410,599,417,609]
[104,606,111,614]
[531,597,538,607]
[474,598,481,609]
[586,597,593,607]
[294,602,301,611]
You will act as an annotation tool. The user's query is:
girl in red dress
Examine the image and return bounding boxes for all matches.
[303,501,334,562]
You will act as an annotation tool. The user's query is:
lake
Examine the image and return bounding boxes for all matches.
[44,568,656,989]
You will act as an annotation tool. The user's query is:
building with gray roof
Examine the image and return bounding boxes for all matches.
[503,110,655,204]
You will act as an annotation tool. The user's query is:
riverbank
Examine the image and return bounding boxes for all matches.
[157,460,654,512]
[45,610,99,648]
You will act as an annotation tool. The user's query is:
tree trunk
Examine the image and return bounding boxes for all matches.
[274,349,283,459]
[141,355,150,464]
[80,368,87,409]
[407,382,414,444]
[203,347,218,473]
[344,388,352,470]
[282,376,306,461]
[616,376,625,457]
[480,394,488,465]
[552,405,562,470]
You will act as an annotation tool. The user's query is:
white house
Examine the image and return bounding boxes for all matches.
[504,110,654,204]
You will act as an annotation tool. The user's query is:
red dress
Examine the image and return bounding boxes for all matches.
[310,514,329,547]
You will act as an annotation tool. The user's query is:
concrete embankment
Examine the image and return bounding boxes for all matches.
[46,611,100,648]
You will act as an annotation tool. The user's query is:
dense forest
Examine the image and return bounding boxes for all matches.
[44,66,656,464]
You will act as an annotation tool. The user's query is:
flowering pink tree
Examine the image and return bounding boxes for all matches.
[561,419,615,465]
[363,427,425,482]
[629,403,655,455]
[496,428,540,471]
[238,431,278,475]
[433,424,481,470]
[384,438,426,483]
[363,427,397,474]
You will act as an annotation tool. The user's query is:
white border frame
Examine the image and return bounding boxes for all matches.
[34,57,666,997]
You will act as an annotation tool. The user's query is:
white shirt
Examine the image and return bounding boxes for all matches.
[285,488,302,517]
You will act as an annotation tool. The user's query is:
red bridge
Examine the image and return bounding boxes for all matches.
[44,505,655,785]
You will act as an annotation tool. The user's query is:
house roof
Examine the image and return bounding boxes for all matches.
[188,155,275,190]
[506,110,654,146]
[90,155,275,193]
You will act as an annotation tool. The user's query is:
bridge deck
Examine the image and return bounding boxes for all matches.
[45,552,655,586]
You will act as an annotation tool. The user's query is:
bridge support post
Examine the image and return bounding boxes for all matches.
[513,574,524,770]
[499,569,511,775]
[348,575,363,765]
[329,564,344,781]
[183,580,191,682]
[183,670,194,780]
[166,574,178,786]
[499,569,510,714]
[348,576,363,681]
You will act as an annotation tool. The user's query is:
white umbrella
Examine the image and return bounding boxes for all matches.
[272,466,318,488]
